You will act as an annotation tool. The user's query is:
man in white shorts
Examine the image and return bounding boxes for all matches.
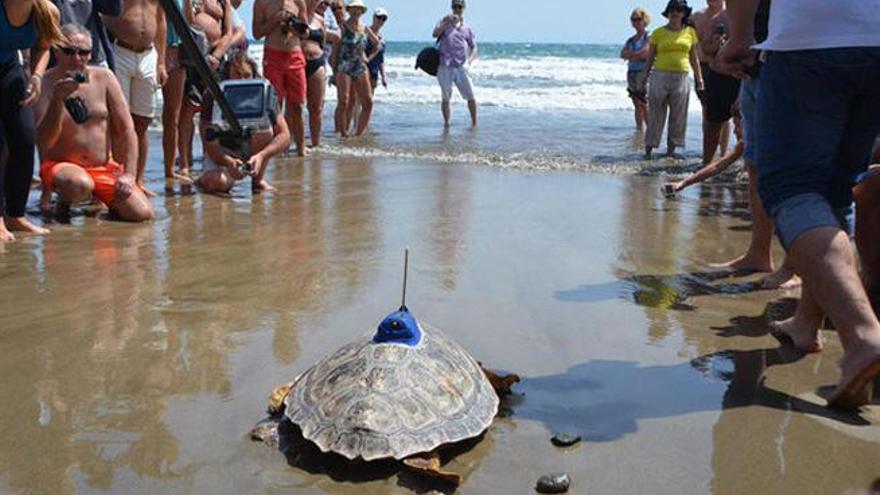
[432,0,477,127]
[104,0,167,197]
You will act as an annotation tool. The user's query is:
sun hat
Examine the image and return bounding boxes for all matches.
[346,0,367,11]
[662,0,692,18]
[374,7,388,17]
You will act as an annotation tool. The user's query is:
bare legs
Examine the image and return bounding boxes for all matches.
[179,101,198,177]
[131,115,157,197]
[339,72,373,137]
[306,66,326,147]
[49,164,154,222]
[285,100,306,156]
[788,227,880,408]
[162,66,189,181]
[631,96,647,131]
[440,99,477,128]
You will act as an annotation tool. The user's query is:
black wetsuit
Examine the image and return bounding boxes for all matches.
[0,3,38,218]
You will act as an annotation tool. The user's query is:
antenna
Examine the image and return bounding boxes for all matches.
[401,248,409,310]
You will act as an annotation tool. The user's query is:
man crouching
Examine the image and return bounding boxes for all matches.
[35,23,154,222]
[197,52,290,194]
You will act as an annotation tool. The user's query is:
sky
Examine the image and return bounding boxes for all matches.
[236,0,691,44]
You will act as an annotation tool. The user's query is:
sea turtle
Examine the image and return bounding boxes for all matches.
[251,304,519,485]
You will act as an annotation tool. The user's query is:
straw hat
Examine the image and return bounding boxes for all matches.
[346,0,367,11]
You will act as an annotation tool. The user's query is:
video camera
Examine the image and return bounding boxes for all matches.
[156,0,257,163]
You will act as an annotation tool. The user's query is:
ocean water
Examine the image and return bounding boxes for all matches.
[245,41,706,173]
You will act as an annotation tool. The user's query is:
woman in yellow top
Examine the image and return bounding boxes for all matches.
[640,0,704,159]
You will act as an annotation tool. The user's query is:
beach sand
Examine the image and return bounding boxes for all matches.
[0,135,878,494]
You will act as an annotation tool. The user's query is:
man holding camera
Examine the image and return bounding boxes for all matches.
[34,24,155,223]
[253,0,308,156]
[432,0,477,127]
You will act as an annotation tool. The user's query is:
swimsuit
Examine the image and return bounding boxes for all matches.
[263,47,306,105]
[366,37,384,82]
[40,159,126,206]
[339,23,367,78]
[305,26,325,78]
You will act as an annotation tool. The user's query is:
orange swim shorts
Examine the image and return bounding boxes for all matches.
[40,159,124,206]
[263,47,306,106]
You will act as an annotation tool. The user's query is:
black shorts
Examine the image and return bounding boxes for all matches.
[703,65,741,123]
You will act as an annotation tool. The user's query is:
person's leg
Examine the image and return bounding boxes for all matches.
[702,120,724,164]
[666,73,690,157]
[771,281,825,352]
[353,74,373,136]
[334,75,346,134]
[345,80,358,134]
[129,49,159,197]
[197,168,235,194]
[88,164,154,222]
[455,67,477,127]
[178,101,198,177]
[757,48,880,408]
[719,119,731,156]
[289,99,305,155]
[645,72,669,157]
[50,163,96,205]
[437,65,453,127]
[131,115,154,195]
[288,53,307,156]
[162,66,187,180]
[306,66,326,147]
[251,152,276,193]
[1,64,47,235]
[336,74,352,137]
[714,161,776,272]
[855,166,880,312]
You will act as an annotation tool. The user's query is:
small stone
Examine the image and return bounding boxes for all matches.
[551,432,581,447]
[535,472,570,494]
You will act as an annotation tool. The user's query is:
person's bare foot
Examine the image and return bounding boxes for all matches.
[761,267,801,290]
[252,179,276,194]
[770,317,825,353]
[828,335,880,409]
[0,219,14,242]
[710,253,773,273]
[6,216,50,235]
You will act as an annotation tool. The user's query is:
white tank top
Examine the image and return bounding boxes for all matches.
[755,0,880,51]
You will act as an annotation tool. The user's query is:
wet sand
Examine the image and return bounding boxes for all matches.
[0,147,878,494]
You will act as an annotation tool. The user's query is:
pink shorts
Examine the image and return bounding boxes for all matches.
[263,47,306,105]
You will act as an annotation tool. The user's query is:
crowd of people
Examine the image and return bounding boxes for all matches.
[625,0,880,409]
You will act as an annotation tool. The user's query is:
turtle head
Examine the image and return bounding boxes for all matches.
[373,305,422,346]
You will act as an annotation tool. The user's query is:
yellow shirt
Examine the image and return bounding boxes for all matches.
[650,26,699,73]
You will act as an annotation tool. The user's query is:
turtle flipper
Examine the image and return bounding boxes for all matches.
[480,365,520,397]
[267,381,296,415]
[402,453,461,486]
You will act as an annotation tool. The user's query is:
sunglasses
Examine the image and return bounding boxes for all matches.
[452,5,463,10]
[376,15,387,20]
[630,16,643,21]
[60,46,91,56]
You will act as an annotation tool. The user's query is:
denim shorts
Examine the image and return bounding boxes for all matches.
[755,48,880,249]
[739,78,759,163]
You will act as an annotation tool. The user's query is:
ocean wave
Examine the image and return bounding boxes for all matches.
[311,143,699,176]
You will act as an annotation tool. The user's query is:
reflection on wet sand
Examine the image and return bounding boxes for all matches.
[1,157,877,494]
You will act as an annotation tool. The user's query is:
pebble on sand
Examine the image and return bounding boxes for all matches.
[535,472,571,494]
[550,432,581,447]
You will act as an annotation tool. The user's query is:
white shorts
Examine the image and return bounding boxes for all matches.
[437,65,475,102]
[113,43,158,118]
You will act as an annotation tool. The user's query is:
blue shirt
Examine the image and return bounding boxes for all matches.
[624,31,649,72]
[0,3,37,64]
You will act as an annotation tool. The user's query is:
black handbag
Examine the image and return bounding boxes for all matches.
[415,46,440,76]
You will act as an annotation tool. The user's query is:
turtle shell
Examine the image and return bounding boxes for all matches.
[284,323,499,461]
